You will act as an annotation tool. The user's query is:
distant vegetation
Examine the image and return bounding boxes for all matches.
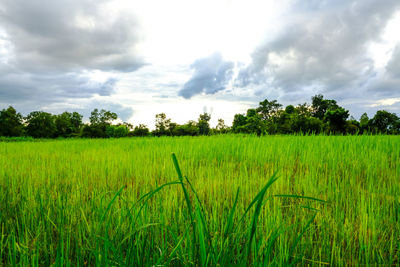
[1,94,399,138]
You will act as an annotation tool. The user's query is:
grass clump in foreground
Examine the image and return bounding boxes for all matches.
[0,135,399,265]
[168,153,326,266]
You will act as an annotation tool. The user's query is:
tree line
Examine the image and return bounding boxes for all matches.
[0,95,399,138]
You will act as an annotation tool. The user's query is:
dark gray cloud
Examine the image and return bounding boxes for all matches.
[0,65,123,118]
[179,52,234,99]
[237,0,400,95]
[0,0,144,72]
[178,0,400,117]
[0,71,116,102]
[386,45,400,78]
[0,0,143,121]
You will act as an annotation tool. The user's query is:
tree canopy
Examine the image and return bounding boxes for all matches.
[0,95,399,139]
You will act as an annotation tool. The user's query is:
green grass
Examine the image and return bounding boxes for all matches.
[0,135,399,266]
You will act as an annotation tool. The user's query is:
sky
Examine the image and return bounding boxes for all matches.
[0,0,400,128]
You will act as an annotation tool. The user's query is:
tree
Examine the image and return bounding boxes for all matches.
[359,113,370,133]
[256,99,282,120]
[215,119,229,134]
[276,110,292,134]
[311,94,339,120]
[244,109,264,135]
[295,103,313,117]
[323,107,349,133]
[89,109,100,125]
[198,112,211,135]
[123,122,134,130]
[81,125,105,138]
[346,116,360,135]
[154,113,171,136]
[90,109,117,125]
[71,112,83,131]
[85,109,118,138]
[369,110,400,134]
[290,115,323,134]
[0,106,24,137]
[285,105,295,114]
[232,109,264,135]
[172,121,199,136]
[106,125,129,138]
[25,111,56,138]
[232,114,247,133]
[55,112,83,137]
[131,124,150,137]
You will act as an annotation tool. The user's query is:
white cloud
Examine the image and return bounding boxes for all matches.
[0,0,399,125]
[370,98,400,107]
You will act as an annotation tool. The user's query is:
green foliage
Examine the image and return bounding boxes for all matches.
[311,94,339,120]
[82,108,119,138]
[360,112,370,133]
[198,112,211,135]
[172,121,199,136]
[0,106,24,137]
[256,99,282,120]
[232,110,265,135]
[80,124,106,138]
[1,95,400,139]
[285,105,295,114]
[289,112,323,134]
[55,112,83,137]
[90,109,117,125]
[154,113,172,136]
[131,124,150,137]
[106,125,129,138]
[25,111,56,138]
[232,113,247,133]
[214,118,229,134]
[323,107,350,133]
[369,110,400,134]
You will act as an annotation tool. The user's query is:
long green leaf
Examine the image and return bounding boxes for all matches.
[237,172,278,228]
[247,175,277,259]
[223,187,240,239]
[274,194,329,203]
[100,186,125,223]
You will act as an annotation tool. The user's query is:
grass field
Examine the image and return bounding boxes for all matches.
[0,135,399,266]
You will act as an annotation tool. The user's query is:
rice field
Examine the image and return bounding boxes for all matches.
[0,135,399,266]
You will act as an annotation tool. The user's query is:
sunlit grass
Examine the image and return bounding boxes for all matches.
[0,135,399,265]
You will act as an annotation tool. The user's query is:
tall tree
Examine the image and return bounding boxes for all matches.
[131,124,150,137]
[83,109,118,138]
[25,111,56,138]
[256,99,282,120]
[90,109,117,125]
[324,107,349,133]
[359,113,370,133]
[198,112,211,135]
[311,94,339,120]
[55,111,83,137]
[215,119,229,134]
[232,114,247,133]
[369,110,399,134]
[244,109,264,135]
[0,106,24,137]
[154,113,171,136]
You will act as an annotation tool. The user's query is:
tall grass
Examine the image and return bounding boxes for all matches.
[0,135,399,265]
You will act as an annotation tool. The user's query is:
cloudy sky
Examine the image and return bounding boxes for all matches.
[1,0,400,128]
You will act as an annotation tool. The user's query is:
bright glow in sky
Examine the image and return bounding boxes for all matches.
[131,0,287,65]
